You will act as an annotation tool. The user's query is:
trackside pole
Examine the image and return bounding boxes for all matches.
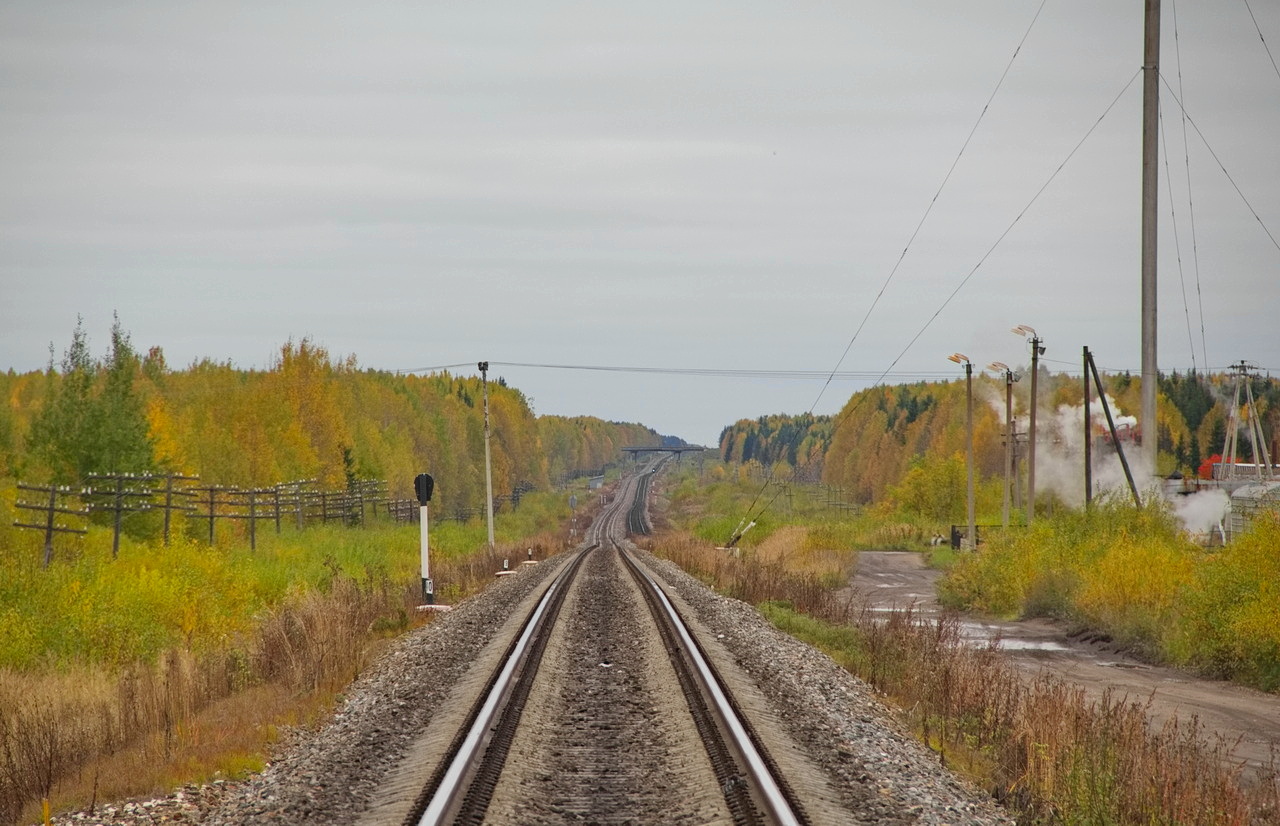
[420,501,432,604]
[415,473,450,612]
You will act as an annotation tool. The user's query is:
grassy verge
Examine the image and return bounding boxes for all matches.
[663,466,947,554]
[941,502,1280,691]
[0,487,582,824]
[653,530,1280,824]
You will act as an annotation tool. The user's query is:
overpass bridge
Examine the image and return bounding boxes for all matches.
[621,445,709,467]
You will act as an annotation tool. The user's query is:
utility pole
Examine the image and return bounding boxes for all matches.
[1223,361,1275,481]
[14,483,87,567]
[479,361,495,549]
[1084,347,1094,507]
[989,362,1018,529]
[1013,325,1044,524]
[948,353,976,549]
[1141,0,1161,479]
[84,473,154,559]
[156,473,198,546]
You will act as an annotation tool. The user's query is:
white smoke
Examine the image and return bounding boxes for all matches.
[1169,488,1230,537]
[1031,395,1230,535]
[1034,395,1151,509]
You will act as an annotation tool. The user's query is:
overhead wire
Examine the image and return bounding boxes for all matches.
[1159,104,1199,370]
[1160,73,1280,255]
[724,1,1050,545]
[1242,0,1280,86]
[818,0,1050,414]
[395,362,955,382]
[1171,0,1211,369]
[876,69,1142,381]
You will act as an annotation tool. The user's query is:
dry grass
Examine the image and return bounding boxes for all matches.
[654,529,1280,825]
[750,525,855,584]
[643,532,850,623]
[1,531,570,824]
[848,604,1280,824]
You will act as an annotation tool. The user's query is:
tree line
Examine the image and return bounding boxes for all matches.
[717,368,1279,520]
[0,318,665,528]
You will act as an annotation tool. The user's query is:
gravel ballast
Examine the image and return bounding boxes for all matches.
[48,542,1011,825]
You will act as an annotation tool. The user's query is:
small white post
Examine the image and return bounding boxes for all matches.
[420,502,432,604]
[414,472,440,608]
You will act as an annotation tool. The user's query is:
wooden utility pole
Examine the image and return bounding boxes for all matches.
[1141,0,1161,479]
[156,473,198,546]
[1084,348,1094,507]
[14,483,87,566]
[84,473,155,558]
[1086,349,1143,506]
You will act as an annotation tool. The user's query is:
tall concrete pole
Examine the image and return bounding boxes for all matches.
[1013,325,1042,524]
[949,353,976,549]
[988,362,1017,529]
[1001,368,1014,529]
[1141,0,1161,479]
[1028,335,1040,523]
[965,361,976,549]
[479,361,495,549]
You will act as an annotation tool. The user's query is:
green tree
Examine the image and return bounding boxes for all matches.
[27,318,97,482]
[26,316,155,483]
[92,315,155,474]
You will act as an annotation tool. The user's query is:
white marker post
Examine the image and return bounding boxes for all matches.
[414,473,444,609]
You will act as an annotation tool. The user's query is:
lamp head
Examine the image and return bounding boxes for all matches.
[947,352,970,365]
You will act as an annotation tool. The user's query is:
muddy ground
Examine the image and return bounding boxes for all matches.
[850,551,1280,778]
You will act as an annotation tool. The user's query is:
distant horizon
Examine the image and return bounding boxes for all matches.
[4,2,1278,446]
[12,319,1274,450]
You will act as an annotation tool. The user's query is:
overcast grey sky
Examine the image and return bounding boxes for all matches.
[3,1,1278,445]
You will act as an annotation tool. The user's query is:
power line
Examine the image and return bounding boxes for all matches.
[1170,0,1210,368]
[816,0,1050,416]
[877,69,1142,382]
[1160,72,1280,255]
[1242,0,1280,86]
[718,2,1053,544]
[396,362,956,383]
[1159,105,1199,370]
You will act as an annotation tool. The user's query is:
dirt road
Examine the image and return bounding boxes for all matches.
[851,551,1280,777]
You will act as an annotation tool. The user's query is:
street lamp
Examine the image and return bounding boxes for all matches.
[1012,325,1045,524]
[948,353,976,550]
[988,362,1020,529]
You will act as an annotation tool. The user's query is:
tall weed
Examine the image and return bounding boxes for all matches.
[688,553,1279,824]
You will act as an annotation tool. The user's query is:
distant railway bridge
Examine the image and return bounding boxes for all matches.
[621,445,708,469]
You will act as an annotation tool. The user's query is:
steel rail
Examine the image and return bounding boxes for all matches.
[405,470,645,825]
[621,457,807,824]
[404,544,591,826]
[405,458,805,825]
[617,544,808,826]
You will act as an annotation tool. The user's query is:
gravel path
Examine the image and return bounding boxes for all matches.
[48,543,1012,826]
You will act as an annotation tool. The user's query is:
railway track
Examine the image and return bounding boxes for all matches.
[399,459,809,826]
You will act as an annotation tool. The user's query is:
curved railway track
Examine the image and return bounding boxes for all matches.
[401,459,809,826]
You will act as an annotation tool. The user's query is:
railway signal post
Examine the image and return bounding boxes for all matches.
[415,473,449,611]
